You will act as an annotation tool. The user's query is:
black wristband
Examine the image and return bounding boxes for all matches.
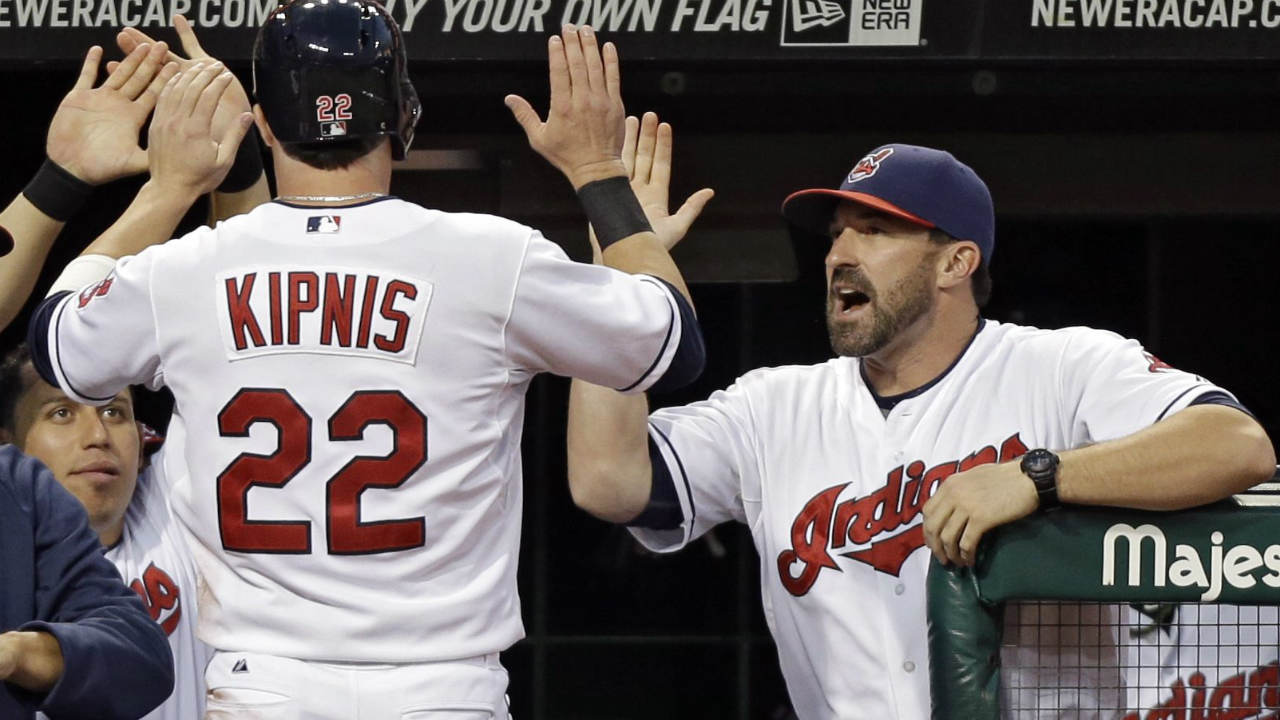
[217,126,266,193]
[22,158,94,222]
[577,176,653,251]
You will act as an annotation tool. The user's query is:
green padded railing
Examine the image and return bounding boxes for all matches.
[927,502,1280,720]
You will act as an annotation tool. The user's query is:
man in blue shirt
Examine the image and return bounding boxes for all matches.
[0,444,174,718]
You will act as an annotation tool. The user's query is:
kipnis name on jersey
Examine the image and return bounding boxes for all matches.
[217,268,432,363]
[778,432,1029,595]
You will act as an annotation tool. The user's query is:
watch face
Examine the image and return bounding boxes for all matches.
[1024,449,1055,474]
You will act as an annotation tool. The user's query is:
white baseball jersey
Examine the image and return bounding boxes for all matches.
[105,446,212,720]
[37,197,689,662]
[631,319,1233,720]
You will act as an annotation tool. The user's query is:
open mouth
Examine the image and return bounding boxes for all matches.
[835,288,871,314]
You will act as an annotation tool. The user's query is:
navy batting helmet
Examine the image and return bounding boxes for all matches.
[253,0,422,160]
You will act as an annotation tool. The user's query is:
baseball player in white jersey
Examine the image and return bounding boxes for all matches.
[0,345,211,720]
[28,5,704,716]
[565,143,1275,718]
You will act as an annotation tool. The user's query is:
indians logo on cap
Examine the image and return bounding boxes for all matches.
[847,147,894,183]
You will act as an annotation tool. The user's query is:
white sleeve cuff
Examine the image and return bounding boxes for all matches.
[47,254,117,297]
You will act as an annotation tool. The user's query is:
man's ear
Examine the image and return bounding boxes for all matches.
[253,105,277,148]
[937,241,980,290]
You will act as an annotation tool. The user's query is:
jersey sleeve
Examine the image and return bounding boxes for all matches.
[28,249,164,405]
[1057,328,1232,445]
[628,380,759,553]
[503,232,703,393]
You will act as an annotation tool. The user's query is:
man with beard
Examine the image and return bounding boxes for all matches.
[563,143,1276,718]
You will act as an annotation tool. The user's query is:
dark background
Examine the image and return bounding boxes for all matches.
[2,30,1280,720]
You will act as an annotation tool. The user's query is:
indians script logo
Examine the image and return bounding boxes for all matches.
[777,432,1029,596]
[129,563,183,636]
[847,148,894,183]
[1121,664,1280,720]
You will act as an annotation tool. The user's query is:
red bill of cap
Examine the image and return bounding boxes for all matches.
[781,188,936,237]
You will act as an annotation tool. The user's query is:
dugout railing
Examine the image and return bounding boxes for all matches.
[928,478,1280,719]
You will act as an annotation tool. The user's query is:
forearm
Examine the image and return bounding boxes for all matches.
[82,180,200,258]
[1057,405,1276,510]
[567,379,654,522]
[0,196,65,329]
[601,234,692,306]
[209,172,269,223]
[0,631,64,692]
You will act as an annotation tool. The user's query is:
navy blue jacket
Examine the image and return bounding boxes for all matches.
[1,445,174,719]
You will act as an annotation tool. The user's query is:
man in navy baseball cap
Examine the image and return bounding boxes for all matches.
[780,143,995,360]
[781,143,995,266]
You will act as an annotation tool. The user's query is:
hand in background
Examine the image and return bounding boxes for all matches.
[506,25,629,189]
[47,42,177,185]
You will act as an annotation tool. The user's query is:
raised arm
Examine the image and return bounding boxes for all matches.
[568,112,713,522]
[506,25,700,304]
[80,61,254,261]
[116,15,269,223]
[0,42,173,329]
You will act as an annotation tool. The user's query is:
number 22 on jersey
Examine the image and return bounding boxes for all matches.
[216,388,427,555]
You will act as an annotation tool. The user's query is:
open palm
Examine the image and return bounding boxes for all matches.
[47,43,174,185]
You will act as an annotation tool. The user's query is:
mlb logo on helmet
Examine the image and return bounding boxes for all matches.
[306,216,342,234]
[320,121,349,137]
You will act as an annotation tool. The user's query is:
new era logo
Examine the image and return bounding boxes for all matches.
[307,216,342,234]
[781,0,924,47]
[231,658,249,674]
[790,0,846,31]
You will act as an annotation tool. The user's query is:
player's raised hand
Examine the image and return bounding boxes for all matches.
[920,461,1040,567]
[46,42,177,185]
[505,25,628,189]
[147,61,254,198]
[587,113,714,261]
[114,15,252,148]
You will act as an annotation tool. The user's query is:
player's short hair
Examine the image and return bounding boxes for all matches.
[0,343,37,436]
[0,343,137,439]
[280,136,387,171]
[929,228,992,308]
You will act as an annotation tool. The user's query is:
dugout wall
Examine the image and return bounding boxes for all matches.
[928,491,1280,720]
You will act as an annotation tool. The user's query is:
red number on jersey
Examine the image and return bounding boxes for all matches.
[216,388,428,555]
[327,391,427,554]
[217,389,312,553]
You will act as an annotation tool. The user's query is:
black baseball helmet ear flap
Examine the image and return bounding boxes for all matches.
[253,0,422,160]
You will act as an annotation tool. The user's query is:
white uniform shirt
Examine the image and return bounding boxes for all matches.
[40,198,688,662]
[631,320,1232,720]
[105,448,212,720]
